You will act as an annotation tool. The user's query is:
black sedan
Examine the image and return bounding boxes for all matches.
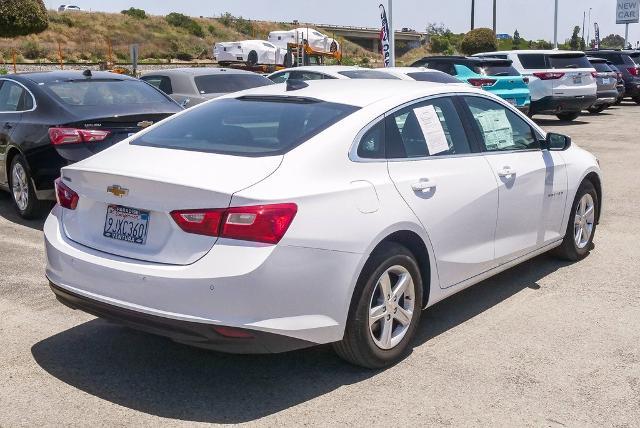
[0,70,182,218]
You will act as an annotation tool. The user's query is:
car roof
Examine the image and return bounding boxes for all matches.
[10,70,135,84]
[141,67,258,77]
[421,56,513,65]
[479,50,586,56]
[219,79,483,108]
[383,67,439,74]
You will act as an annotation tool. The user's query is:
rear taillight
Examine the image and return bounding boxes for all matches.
[627,67,640,76]
[532,72,565,80]
[54,177,79,210]
[591,71,599,78]
[467,78,497,87]
[170,203,297,244]
[49,127,111,146]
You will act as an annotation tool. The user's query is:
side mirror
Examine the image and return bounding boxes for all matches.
[543,132,571,151]
[180,98,191,108]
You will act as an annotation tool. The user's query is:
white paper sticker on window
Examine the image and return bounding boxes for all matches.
[413,105,450,155]
[474,109,513,150]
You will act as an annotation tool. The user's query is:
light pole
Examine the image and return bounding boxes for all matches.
[471,0,475,30]
[587,7,592,47]
[553,0,558,49]
[582,11,586,48]
[493,0,497,34]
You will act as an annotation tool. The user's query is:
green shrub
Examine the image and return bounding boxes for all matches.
[0,68,8,75]
[166,12,204,38]
[0,0,48,37]
[460,28,497,55]
[234,16,254,36]
[121,7,147,19]
[21,40,47,60]
[175,51,193,61]
[219,12,233,27]
[430,35,451,54]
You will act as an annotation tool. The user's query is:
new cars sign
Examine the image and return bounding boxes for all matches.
[379,4,391,67]
[617,1,639,24]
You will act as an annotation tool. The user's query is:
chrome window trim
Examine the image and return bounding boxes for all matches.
[0,78,37,113]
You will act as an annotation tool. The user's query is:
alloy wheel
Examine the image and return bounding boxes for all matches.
[574,193,595,249]
[368,265,415,350]
[11,162,29,212]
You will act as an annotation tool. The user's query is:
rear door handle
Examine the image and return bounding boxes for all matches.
[497,167,516,177]
[411,180,437,192]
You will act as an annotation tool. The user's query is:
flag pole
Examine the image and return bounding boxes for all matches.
[388,0,395,66]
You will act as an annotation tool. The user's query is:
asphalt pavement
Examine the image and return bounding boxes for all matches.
[1,105,639,426]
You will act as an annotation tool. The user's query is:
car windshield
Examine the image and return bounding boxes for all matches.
[45,79,171,106]
[338,70,400,79]
[194,74,273,94]
[549,54,592,69]
[131,97,359,156]
[406,72,460,83]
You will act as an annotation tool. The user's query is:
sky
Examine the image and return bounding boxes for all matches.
[45,0,640,45]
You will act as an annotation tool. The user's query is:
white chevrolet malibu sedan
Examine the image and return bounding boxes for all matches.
[45,79,602,368]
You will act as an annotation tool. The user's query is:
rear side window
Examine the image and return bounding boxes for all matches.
[406,72,460,83]
[0,80,33,112]
[386,97,471,158]
[357,120,385,159]
[132,97,358,156]
[549,54,593,69]
[194,74,273,94]
[338,70,399,79]
[45,80,171,106]
[141,75,173,94]
[518,54,548,69]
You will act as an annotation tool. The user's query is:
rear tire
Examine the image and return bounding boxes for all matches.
[9,155,48,219]
[333,242,423,369]
[553,180,598,261]
[556,112,580,121]
[633,96,640,105]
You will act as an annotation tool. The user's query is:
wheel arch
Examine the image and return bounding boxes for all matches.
[5,145,26,185]
[583,171,602,224]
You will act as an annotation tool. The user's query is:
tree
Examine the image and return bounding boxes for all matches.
[121,7,147,19]
[166,12,204,38]
[0,0,48,38]
[513,29,522,49]
[460,28,497,55]
[601,34,625,49]
[569,26,581,50]
[430,35,451,54]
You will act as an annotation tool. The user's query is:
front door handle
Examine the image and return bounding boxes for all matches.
[411,180,437,192]
[497,166,516,177]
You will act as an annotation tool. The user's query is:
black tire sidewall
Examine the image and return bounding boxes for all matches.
[246,50,258,66]
[557,112,579,121]
[348,244,423,367]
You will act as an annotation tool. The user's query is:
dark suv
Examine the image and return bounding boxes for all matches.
[587,50,640,103]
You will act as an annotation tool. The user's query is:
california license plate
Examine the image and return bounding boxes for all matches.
[103,205,150,245]
[573,75,582,84]
[602,78,610,84]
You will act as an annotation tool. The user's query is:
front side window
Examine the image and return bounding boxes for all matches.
[132,97,358,156]
[338,70,399,80]
[269,72,289,83]
[386,97,471,158]
[464,96,539,152]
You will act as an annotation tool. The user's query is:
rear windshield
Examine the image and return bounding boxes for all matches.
[549,54,593,69]
[46,79,171,106]
[131,97,358,156]
[592,52,636,65]
[518,54,548,69]
[194,74,273,94]
[591,62,612,73]
[474,64,520,76]
[338,70,400,79]
[406,72,460,83]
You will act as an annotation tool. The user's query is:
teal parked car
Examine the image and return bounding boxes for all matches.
[411,56,531,114]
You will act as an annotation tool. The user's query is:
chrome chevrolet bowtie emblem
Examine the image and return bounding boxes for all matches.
[107,185,129,197]
[137,120,153,128]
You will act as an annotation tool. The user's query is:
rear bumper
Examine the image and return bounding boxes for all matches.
[592,89,619,106]
[49,281,313,353]
[624,81,640,98]
[44,206,362,349]
[530,95,597,115]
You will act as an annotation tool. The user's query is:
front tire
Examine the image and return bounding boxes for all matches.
[246,50,258,67]
[553,180,598,261]
[333,243,423,369]
[587,105,607,114]
[9,155,48,219]
[633,96,640,105]
[556,112,580,121]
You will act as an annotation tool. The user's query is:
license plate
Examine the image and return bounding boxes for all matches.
[573,75,582,84]
[602,78,610,84]
[103,205,150,245]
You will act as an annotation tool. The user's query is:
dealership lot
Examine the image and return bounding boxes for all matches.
[0,105,639,425]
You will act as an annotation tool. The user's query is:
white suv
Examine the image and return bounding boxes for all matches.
[475,50,597,121]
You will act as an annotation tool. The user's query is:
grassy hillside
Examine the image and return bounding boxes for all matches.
[0,10,410,66]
